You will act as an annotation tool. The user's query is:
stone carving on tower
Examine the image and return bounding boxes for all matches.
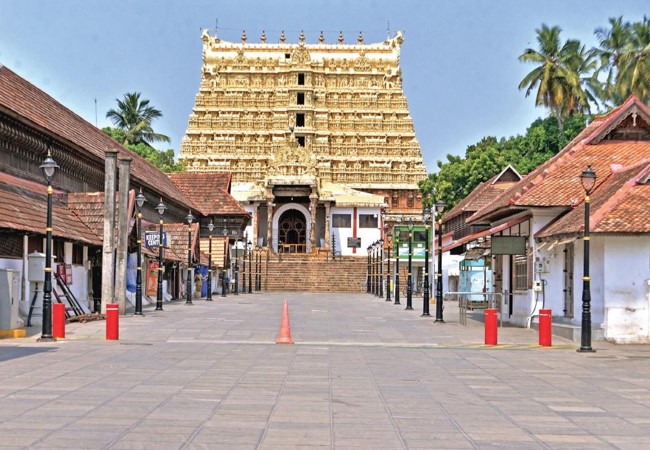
[180,29,427,213]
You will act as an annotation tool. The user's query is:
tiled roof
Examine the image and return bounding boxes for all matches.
[469,95,650,233]
[0,66,194,210]
[537,161,650,238]
[167,172,247,215]
[444,167,520,222]
[161,222,200,263]
[0,172,101,245]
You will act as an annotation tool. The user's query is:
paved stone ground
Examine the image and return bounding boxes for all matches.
[1,292,650,450]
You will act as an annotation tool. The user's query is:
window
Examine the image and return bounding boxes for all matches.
[413,230,428,243]
[513,255,528,291]
[296,136,305,147]
[72,243,84,265]
[332,214,351,228]
[297,92,305,105]
[297,73,305,85]
[359,214,378,228]
[296,113,305,127]
[53,240,64,263]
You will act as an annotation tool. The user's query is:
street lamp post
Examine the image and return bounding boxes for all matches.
[422,207,431,317]
[248,240,253,293]
[134,189,146,315]
[406,218,414,310]
[233,232,239,295]
[185,211,195,305]
[155,199,166,311]
[578,166,597,353]
[242,233,247,294]
[256,246,262,291]
[38,150,59,342]
[221,227,228,298]
[379,239,384,298]
[207,221,214,301]
[394,220,401,305]
[434,200,446,323]
[385,231,392,302]
[367,245,371,294]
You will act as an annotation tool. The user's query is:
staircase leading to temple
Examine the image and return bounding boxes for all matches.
[258,254,367,292]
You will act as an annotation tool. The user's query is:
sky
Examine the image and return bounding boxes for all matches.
[0,0,647,173]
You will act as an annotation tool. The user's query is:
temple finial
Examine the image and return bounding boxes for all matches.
[319,31,325,44]
[241,30,247,43]
[280,30,286,43]
[338,31,344,44]
[261,30,267,43]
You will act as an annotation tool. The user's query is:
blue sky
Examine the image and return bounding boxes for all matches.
[0,0,646,172]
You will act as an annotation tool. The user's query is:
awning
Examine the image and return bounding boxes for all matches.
[463,247,489,261]
[441,214,531,254]
[547,237,577,251]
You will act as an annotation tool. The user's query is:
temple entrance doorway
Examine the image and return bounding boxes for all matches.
[278,209,307,254]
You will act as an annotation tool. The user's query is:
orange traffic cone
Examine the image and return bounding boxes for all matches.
[276,300,294,344]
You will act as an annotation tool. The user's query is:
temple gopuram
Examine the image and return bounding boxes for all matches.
[180,30,427,256]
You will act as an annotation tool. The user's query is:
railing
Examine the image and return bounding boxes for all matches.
[446,291,503,327]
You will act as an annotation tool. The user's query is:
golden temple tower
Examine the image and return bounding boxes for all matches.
[180,29,427,255]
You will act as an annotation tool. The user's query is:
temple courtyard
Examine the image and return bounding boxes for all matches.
[1,293,649,449]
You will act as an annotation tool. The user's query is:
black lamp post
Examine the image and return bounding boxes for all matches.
[221,226,228,298]
[155,198,166,311]
[256,245,262,291]
[134,189,146,315]
[367,245,371,294]
[406,218,414,310]
[248,240,253,293]
[578,165,597,353]
[385,231,392,302]
[233,231,239,295]
[434,200,446,323]
[207,221,214,301]
[242,233,247,294]
[394,219,401,305]
[38,150,59,342]
[185,210,195,305]
[379,239,384,298]
[422,207,431,317]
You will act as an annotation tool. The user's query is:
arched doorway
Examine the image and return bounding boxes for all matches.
[278,209,307,253]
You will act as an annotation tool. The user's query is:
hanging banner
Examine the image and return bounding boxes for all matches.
[146,259,159,296]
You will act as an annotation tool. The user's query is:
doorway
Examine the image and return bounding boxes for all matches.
[278,209,307,253]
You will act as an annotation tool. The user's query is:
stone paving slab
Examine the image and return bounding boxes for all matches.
[1,292,650,449]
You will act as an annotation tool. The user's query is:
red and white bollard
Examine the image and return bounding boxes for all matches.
[52,303,65,339]
[539,309,552,347]
[106,303,119,340]
[485,308,498,345]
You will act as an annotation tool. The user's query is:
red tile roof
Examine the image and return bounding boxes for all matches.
[445,166,520,222]
[469,95,650,235]
[537,161,650,238]
[0,65,194,210]
[167,172,248,216]
[0,172,101,245]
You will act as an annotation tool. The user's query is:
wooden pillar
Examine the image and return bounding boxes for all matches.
[101,150,118,314]
[114,157,132,314]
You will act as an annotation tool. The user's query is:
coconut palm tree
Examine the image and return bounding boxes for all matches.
[617,16,650,103]
[518,24,591,129]
[106,92,170,146]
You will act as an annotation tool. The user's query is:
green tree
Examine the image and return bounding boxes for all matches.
[594,16,650,105]
[102,127,183,173]
[518,24,592,129]
[106,92,170,146]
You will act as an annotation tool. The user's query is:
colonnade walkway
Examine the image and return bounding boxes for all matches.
[1,293,649,449]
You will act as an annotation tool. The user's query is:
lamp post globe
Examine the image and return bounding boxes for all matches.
[206,221,214,301]
[155,199,166,311]
[434,200,446,323]
[134,189,146,315]
[38,150,59,342]
[578,166,597,353]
